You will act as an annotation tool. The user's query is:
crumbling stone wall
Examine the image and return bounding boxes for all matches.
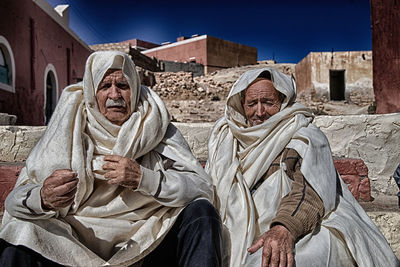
[152,72,223,101]
[295,51,374,103]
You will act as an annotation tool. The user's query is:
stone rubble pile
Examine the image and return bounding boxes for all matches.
[150,72,229,122]
[296,89,373,116]
[165,100,225,123]
[152,72,227,102]
[148,62,373,122]
[349,88,375,105]
[151,63,296,103]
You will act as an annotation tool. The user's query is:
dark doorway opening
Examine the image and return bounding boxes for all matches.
[45,71,57,124]
[329,69,345,100]
[0,47,9,84]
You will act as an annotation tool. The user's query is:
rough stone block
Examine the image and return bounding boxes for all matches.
[355,161,369,176]
[0,165,23,211]
[0,126,46,162]
[334,158,372,201]
[334,159,358,175]
[341,174,361,199]
[334,158,368,176]
[173,122,213,161]
[359,178,372,202]
[0,113,17,125]
[314,113,400,196]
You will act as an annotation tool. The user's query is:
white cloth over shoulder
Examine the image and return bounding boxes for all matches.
[0,51,213,266]
[206,67,398,267]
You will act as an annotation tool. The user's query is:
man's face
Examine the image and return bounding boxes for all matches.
[96,69,131,126]
[242,79,282,126]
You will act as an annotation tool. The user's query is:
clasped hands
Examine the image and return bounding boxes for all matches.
[40,155,141,210]
[248,224,295,267]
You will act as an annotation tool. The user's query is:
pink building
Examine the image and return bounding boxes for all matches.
[142,35,257,74]
[0,0,91,125]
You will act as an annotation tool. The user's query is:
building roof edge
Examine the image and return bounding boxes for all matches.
[32,0,91,51]
[142,35,207,54]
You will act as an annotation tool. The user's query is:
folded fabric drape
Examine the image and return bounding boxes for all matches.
[1,51,213,266]
[206,67,398,266]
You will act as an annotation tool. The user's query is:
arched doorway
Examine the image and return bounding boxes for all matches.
[45,71,57,124]
[0,35,15,93]
[0,47,9,84]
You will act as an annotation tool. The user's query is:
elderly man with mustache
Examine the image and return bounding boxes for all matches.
[0,51,222,267]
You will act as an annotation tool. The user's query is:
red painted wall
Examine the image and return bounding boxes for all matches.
[0,0,91,125]
[371,0,400,114]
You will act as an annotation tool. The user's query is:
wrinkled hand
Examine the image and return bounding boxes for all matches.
[248,225,294,267]
[103,155,142,189]
[40,169,78,211]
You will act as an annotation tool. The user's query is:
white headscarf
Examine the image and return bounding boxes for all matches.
[83,51,172,181]
[207,68,319,199]
[206,67,318,265]
[206,67,397,266]
[21,51,173,215]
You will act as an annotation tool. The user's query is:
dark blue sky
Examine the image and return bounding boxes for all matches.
[46,0,372,63]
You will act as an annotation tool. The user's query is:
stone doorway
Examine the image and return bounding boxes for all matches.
[45,71,57,124]
[329,69,346,100]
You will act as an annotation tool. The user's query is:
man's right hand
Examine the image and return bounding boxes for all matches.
[40,169,78,211]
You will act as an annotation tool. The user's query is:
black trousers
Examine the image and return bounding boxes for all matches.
[0,199,222,267]
[0,239,62,267]
[141,199,222,267]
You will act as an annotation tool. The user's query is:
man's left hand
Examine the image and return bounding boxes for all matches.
[247,224,294,267]
[103,155,142,189]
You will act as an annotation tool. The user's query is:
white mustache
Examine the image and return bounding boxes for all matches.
[106,98,127,108]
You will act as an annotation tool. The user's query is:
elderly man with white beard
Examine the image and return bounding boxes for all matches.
[0,51,222,267]
[206,68,398,267]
